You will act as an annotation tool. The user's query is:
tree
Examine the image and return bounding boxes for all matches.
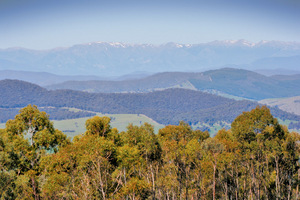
[158,121,210,199]
[201,137,224,200]
[1,105,69,199]
[41,116,119,199]
[85,116,111,137]
[230,105,300,199]
[111,123,159,199]
[231,105,284,143]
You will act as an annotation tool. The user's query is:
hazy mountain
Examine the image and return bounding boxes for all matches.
[46,68,300,100]
[1,40,300,76]
[0,70,113,86]
[0,70,153,86]
[254,69,300,76]
[116,71,154,81]
[250,55,300,70]
[190,68,300,100]
[0,79,299,128]
[45,72,205,93]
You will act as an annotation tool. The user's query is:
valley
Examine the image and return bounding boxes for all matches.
[1,41,300,137]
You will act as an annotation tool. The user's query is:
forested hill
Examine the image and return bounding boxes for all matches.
[46,68,300,100]
[1,79,299,127]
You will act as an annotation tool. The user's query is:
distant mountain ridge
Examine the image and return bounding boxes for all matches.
[1,40,300,76]
[46,71,205,93]
[0,79,299,130]
[46,68,300,100]
[0,70,152,86]
[0,70,108,86]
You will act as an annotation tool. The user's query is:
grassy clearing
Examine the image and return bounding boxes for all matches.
[52,113,164,139]
[0,112,164,139]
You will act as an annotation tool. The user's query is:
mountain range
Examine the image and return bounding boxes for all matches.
[1,40,300,76]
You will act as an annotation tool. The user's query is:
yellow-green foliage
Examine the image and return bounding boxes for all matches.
[0,105,299,199]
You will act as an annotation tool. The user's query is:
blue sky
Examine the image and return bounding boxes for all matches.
[1,0,300,50]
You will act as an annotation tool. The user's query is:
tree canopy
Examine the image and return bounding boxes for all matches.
[0,105,299,199]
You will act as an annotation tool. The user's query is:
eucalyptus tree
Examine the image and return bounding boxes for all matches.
[0,105,68,199]
[231,106,300,199]
[158,121,209,199]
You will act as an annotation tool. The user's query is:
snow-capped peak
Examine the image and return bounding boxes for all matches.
[210,39,256,47]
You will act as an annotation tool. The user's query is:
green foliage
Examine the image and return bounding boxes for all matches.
[232,105,285,142]
[0,105,69,199]
[1,105,299,199]
[85,116,111,136]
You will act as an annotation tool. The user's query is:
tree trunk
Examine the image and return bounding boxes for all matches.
[225,179,228,200]
[150,164,156,200]
[275,156,280,200]
[31,177,39,200]
[213,158,216,200]
[296,166,300,200]
[287,171,292,200]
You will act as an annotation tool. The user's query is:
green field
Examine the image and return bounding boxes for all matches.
[0,113,164,139]
[0,108,165,139]
[52,113,164,138]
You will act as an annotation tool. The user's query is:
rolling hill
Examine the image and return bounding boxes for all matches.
[46,68,300,100]
[1,79,299,131]
[45,72,205,93]
[190,68,300,100]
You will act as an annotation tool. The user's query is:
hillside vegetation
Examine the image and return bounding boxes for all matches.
[1,79,299,131]
[0,105,299,199]
[52,113,164,138]
[0,107,95,123]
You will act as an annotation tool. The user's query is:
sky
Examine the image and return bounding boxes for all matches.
[0,0,300,50]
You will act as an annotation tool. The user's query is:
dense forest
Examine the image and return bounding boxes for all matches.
[0,105,299,199]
